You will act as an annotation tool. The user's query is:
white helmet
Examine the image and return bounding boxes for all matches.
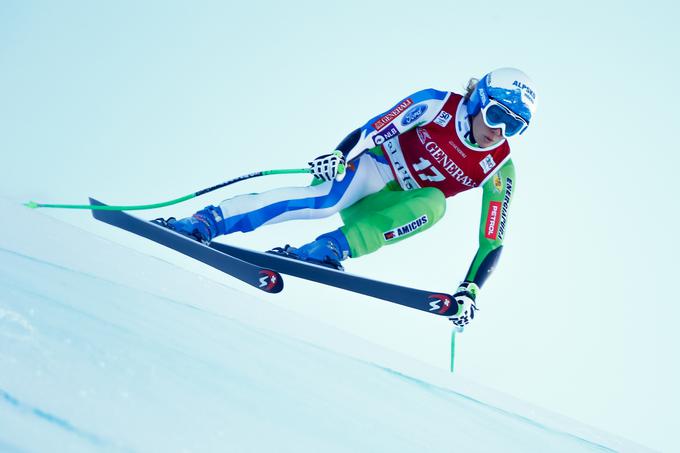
[467,68,538,135]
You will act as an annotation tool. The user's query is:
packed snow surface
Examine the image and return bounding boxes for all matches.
[0,200,650,452]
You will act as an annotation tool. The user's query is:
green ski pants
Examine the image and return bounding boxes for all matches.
[339,181,446,258]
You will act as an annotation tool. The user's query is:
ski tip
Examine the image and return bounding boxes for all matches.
[23,201,39,209]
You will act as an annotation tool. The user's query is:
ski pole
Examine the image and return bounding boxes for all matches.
[24,168,311,211]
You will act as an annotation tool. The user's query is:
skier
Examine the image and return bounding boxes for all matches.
[159,67,538,327]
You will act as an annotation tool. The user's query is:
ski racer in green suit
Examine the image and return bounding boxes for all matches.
[162,67,538,328]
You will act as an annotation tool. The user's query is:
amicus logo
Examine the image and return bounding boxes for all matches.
[428,294,452,314]
[401,104,428,126]
[383,215,428,241]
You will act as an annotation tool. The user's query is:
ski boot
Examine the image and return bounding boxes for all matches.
[269,228,350,271]
[152,205,225,244]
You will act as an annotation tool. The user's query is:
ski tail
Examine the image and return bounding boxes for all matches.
[89,198,284,294]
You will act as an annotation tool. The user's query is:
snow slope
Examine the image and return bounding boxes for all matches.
[0,199,652,452]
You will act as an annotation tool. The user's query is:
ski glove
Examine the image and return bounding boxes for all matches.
[309,151,346,182]
[449,281,480,328]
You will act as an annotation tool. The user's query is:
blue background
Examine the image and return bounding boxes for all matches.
[1,1,676,451]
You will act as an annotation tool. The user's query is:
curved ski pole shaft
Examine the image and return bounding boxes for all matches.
[24,167,311,211]
[194,168,310,196]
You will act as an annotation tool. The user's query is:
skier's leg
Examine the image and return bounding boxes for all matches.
[339,185,447,258]
[287,184,446,268]
[164,152,393,243]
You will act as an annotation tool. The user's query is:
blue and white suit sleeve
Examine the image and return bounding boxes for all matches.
[338,89,450,162]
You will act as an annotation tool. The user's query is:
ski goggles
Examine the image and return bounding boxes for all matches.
[481,99,529,137]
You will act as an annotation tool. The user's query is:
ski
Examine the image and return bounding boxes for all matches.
[88,198,283,293]
[209,242,457,318]
[88,198,456,318]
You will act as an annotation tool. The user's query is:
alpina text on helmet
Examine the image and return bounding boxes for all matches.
[512,80,536,101]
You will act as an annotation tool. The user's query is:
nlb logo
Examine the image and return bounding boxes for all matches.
[373,123,399,145]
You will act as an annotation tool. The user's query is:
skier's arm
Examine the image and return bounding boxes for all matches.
[464,159,516,288]
[335,89,450,162]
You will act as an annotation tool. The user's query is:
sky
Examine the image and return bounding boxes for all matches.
[0,199,646,452]
[1,1,678,451]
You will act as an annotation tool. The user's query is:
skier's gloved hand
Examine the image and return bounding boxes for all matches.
[309,150,346,182]
[449,281,480,328]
